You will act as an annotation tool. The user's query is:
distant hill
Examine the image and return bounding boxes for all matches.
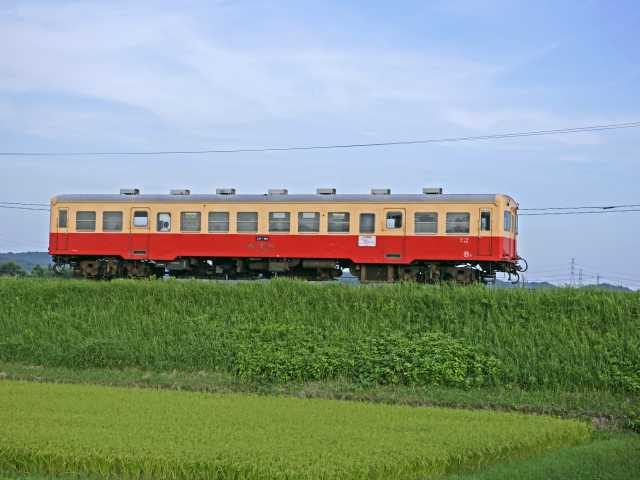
[495,279,633,292]
[493,280,556,289]
[581,282,633,292]
[0,251,52,272]
[525,281,558,289]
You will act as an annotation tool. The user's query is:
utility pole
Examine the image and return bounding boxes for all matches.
[570,258,575,286]
[596,273,600,287]
[578,268,583,287]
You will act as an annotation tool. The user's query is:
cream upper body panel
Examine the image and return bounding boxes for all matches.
[50,193,518,237]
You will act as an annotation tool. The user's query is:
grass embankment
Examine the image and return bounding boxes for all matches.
[1,278,638,390]
[0,380,590,480]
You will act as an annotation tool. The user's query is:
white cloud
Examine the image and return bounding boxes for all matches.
[0,1,503,140]
[0,1,631,151]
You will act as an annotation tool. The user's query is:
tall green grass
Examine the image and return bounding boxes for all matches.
[0,380,591,479]
[0,278,638,392]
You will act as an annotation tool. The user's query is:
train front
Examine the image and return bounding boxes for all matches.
[499,195,527,282]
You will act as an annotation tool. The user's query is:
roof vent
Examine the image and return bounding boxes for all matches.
[316,188,336,195]
[268,189,288,195]
[170,189,191,195]
[371,188,391,195]
[422,187,443,195]
[119,188,140,195]
[216,188,236,195]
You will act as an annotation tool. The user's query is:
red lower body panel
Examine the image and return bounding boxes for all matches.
[49,233,517,264]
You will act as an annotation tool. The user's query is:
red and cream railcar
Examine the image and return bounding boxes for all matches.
[49,188,524,282]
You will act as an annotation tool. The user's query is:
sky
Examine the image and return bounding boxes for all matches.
[0,0,639,287]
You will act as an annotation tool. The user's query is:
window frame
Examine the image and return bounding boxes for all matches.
[445,212,471,235]
[102,211,123,232]
[57,209,68,229]
[480,210,491,232]
[237,211,258,233]
[359,213,376,234]
[132,210,149,229]
[414,212,438,234]
[180,211,201,232]
[503,210,512,232]
[76,211,96,232]
[385,211,403,229]
[269,212,291,233]
[328,212,350,233]
[157,212,171,232]
[208,211,230,233]
[298,212,320,233]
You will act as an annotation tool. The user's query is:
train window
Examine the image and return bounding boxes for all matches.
[157,213,171,232]
[386,211,403,229]
[76,211,96,231]
[446,212,470,234]
[209,212,229,232]
[514,212,518,234]
[237,212,258,232]
[298,212,320,232]
[58,209,68,229]
[180,212,201,232]
[504,210,512,232]
[269,212,290,232]
[359,213,375,233]
[328,212,350,233]
[133,211,148,228]
[480,211,491,232]
[103,211,123,232]
[415,212,437,234]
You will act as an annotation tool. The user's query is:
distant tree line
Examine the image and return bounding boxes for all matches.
[0,262,60,278]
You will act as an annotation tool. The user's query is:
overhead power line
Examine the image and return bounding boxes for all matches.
[573,262,639,282]
[4,204,640,217]
[0,205,50,211]
[520,203,640,211]
[3,200,640,216]
[0,201,50,206]
[0,121,639,156]
[519,208,640,216]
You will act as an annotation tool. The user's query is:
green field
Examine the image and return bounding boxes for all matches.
[1,278,638,393]
[1,278,639,478]
[0,380,590,479]
[447,433,640,480]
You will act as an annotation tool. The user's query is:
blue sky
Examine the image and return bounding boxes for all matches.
[0,0,639,286]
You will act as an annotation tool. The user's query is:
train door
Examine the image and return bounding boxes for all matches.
[383,208,406,259]
[129,207,150,258]
[56,208,68,251]
[478,208,492,256]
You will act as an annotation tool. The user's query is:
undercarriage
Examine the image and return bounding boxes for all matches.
[53,255,526,284]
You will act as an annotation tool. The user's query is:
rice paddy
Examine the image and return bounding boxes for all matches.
[0,380,591,480]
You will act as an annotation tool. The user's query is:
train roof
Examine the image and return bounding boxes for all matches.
[52,193,511,205]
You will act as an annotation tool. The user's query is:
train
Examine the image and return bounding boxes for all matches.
[48,187,526,282]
